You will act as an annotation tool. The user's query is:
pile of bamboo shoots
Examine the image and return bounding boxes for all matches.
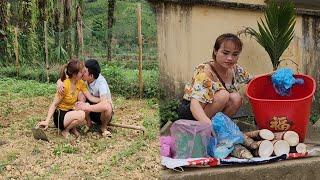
[231,129,306,159]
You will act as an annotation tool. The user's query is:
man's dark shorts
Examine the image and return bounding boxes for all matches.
[88,101,114,125]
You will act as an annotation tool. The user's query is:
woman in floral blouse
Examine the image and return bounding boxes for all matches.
[178,33,252,124]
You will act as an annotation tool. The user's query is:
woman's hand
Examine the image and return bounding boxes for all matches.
[37,121,49,130]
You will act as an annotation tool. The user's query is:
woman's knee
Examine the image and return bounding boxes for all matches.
[229,93,242,107]
[214,90,230,105]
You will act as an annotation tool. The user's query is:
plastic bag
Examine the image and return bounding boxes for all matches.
[212,112,244,145]
[170,119,211,159]
[271,68,304,96]
[214,142,234,159]
[212,112,244,158]
[207,136,217,157]
[160,136,175,157]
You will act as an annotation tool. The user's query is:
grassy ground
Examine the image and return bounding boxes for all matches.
[0,78,160,179]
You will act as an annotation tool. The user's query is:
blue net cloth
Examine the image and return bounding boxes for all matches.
[271,68,304,96]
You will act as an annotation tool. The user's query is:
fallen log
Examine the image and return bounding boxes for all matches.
[273,140,290,156]
[245,129,274,141]
[274,131,299,146]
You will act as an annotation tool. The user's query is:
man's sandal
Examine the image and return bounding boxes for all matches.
[102,130,112,137]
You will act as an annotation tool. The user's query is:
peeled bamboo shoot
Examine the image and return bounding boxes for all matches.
[290,143,307,153]
[273,140,290,156]
[253,140,274,158]
[274,131,299,146]
[231,144,254,159]
[243,134,259,150]
[245,129,274,141]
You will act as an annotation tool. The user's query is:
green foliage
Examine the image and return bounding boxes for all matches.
[111,140,145,166]
[0,63,159,99]
[0,77,55,97]
[241,0,296,70]
[26,116,42,129]
[101,64,159,98]
[102,60,158,71]
[82,0,157,59]
[0,65,60,83]
[92,18,105,41]
[310,113,320,124]
[50,45,69,63]
[159,99,180,128]
[2,0,157,67]
[53,144,78,156]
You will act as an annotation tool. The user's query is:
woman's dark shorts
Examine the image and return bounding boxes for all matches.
[177,99,196,120]
[53,109,71,130]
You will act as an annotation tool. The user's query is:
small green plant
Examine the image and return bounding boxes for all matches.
[102,164,110,177]
[31,146,41,155]
[159,99,180,128]
[241,0,296,70]
[53,144,78,156]
[26,116,41,129]
[310,113,320,124]
[111,140,145,166]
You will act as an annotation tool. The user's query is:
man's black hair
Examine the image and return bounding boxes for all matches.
[85,59,100,79]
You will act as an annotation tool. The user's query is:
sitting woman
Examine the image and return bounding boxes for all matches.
[178,33,252,124]
[37,59,99,138]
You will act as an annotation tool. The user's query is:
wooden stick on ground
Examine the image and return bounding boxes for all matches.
[109,123,146,134]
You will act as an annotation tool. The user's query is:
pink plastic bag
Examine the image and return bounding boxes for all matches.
[170,119,211,159]
[160,136,175,157]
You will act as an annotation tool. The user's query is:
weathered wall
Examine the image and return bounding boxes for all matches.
[156,3,193,99]
[153,1,320,101]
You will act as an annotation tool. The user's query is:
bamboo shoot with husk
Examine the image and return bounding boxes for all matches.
[245,129,274,141]
[290,143,307,153]
[243,134,259,150]
[231,144,254,159]
[252,140,274,158]
[274,131,299,146]
[273,140,290,156]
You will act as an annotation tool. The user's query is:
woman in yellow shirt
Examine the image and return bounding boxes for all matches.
[37,59,99,138]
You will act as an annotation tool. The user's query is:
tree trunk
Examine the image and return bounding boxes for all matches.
[21,0,33,34]
[75,5,83,58]
[21,0,37,64]
[107,0,116,61]
[53,0,61,48]
[0,0,8,64]
[64,0,72,59]
[37,0,48,62]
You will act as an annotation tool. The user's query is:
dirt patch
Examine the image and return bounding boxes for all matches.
[0,96,160,179]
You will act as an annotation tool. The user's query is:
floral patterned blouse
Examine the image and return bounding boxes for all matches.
[183,62,252,103]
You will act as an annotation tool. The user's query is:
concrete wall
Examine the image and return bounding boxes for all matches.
[152,1,320,100]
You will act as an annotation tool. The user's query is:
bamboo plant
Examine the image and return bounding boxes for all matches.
[242,0,296,71]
